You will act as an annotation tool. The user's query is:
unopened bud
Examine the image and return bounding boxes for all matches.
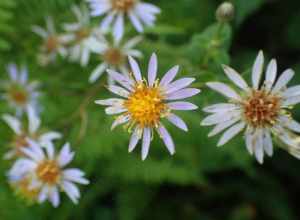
[216,2,235,22]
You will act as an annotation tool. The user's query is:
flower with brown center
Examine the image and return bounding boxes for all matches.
[103,48,124,66]
[202,50,300,164]
[111,0,136,12]
[36,160,61,185]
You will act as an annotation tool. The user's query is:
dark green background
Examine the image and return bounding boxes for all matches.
[1,0,300,219]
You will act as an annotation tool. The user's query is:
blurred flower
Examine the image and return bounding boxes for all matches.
[63,5,104,66]
[2,106,61,160]
[216,1,235,22]
[86,0,160,42]
[86,34,142,84]
[9,174,40,203]
[95,53,200,160]
[202,51,300,164]
[9,141,89,207]
[32,17,70,66]
[1,63,40,116]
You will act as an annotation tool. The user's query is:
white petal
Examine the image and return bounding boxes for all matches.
[208,117,240,137]
[254,129,264,164]
[128,56,142,82]
[282,96,300,106]
[89,63,107,83]
[159,65,179,87]
[58,143,74,167]
[217,122,245,146]
[148,53,158,86]
[111,114,130,130]
[100,12,116,31]
[2,114,22,134]
[107,85,129,98]
[62,181,80,204]
[263,130,273,157]
[49,187,60,207]
[272,69,295,93]
[167,114,188,132]
[222,65,249,91]
[203,103,239,113]
[128,12,144,32]
[201,110,241,126]
[283,85,300,98]
[279,116,300,133]
[252,50,264,89]
[245,126,254,155]
[141,128,151,160]
[27,106,41,134]
[206,82,241,100]
[128,127,142,152]
[38,186,49,203]
[265,59,277,91]
[113,13,124,43]
[63,168,89,185]
[157,124,175,155]
[95,98,124,106]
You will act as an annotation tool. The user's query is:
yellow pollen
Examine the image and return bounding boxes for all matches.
[45,36,59,52]
[124,82,168,128]
[9,88,28,106]
[103,48,124,66]
[111,0,136,12]
[243,90,281,127]
[36,160,61,185]
[15,177,40,201]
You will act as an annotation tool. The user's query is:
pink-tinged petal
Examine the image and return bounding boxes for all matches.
[49,187,60,207]
[167,114,188,131]
[166,88,200,100]
[252,50,264,89]
[38,186,49,203]
[128,12,143,32]
[141,128,151,160]
[157,124,175,155]
[148,53,158,86]
[113,13,124,43]
[272,69,294,93]
[107,85,129,98]
[128,56,142,82]
[128,127,142,152]
[165,78,195,94]
[7,63,18,81]
[159,65,179,86]
[168,102,198,111]
[107,69,134,90]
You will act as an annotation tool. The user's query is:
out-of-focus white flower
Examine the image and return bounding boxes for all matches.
[1,63,40,116]
[9,141,89,207]
[95,53,200,160]
[86,34,142,84]
[202,50,300,164]
[32,17,70,66]
[86,0,160,42]
[63,5,104,66]
[2,106,61,159]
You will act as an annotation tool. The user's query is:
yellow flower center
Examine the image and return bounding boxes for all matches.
[124,82,168,128]
[103,48,124,66]
[111,0,136,12]
[36,160,61,185]
[243,90,281,127]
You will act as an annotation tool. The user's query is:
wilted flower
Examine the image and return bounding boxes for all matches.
[95,53,200,160]
[86,35,142,84]
[63,5,104,66]
[32,17,70,65]
[86,0,160,42]
[216,1,235,22]
[1,63,40,116]
[201,51,300,164]
[9,141,89,207]
[2,106,61,159]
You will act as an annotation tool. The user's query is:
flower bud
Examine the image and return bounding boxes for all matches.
[216,2,235,22]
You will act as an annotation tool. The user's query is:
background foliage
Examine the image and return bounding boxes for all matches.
[1,0,300,219]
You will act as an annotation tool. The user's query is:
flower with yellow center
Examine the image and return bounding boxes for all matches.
[201,51,300,164]
[95,53,200,160]
[87,0,160,42]
[86,35,142,84]
[9,140,89,207]
[2,106,61,160]
[1,63,40,116]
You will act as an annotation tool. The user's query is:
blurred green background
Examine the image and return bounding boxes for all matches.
[1,0,300,219]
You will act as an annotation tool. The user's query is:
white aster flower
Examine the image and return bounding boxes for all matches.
[201,50,300,164]
[32,17,70,66]
[87,0,160,42]
[2,106,61,160]
[1,63,40,116]
[95,53,200,160]
[86,34,142,84]
[9,141,89,207]
[63,5,104,66]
